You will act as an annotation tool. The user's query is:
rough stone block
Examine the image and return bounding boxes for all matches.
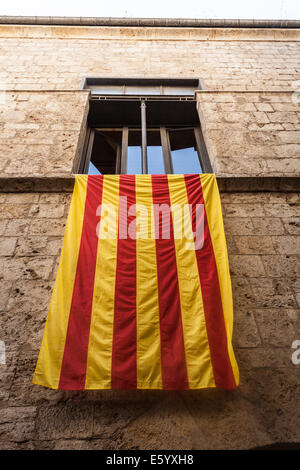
[0,280,12,310]
[5,219,30,236]
[231,276,256,308]
[29,204,65,218]
[240,368,300,442]
[5,194,39,204]
[249,278,297,308]
[29,219,66,236]
[223,217,255,235]
[254,309,296,346]
[262,255,300,277]
[93,401,153,440]
[236,347,292,369]
[178,389,270,450]
[6,280,53,315]
[0,237,17,256]
[232,309,261,348]
[0,256,54,281]
[264,203,300,217]
[229,255,266,277]
[0,406,37,442]
[0,219,7,236]
[234,236,275,254]
[223,204,265,218]
[268,112,299,123]
[112,394,201,450]
[36,404,93,440]
[251,217,285,235]
[255,103,274,112]
[0,204,30,219]
[272,236,300,254]
[253,111,270,124]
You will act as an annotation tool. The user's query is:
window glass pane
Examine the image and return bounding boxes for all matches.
[88,161,101,175]
[147,130,165,174]
[127,130,142,174]
[147,147,165,174]
[171,148,201,174]
[169,129,202,174]
[127,147,142,174]
[125,86,161,95]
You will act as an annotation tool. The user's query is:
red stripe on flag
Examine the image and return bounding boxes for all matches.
[152,175,189,390]
[184,174,236,389]
[111,175,137,389]
[59,175,103,390]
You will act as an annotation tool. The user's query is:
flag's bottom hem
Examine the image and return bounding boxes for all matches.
[32,379,238,391]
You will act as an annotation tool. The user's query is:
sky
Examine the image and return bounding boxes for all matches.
[0,0,299,20]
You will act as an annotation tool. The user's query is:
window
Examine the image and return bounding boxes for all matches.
[80,78,212,175]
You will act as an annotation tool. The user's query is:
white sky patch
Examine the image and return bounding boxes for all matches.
[0,0,299,20]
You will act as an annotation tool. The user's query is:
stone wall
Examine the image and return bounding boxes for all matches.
[0,91,89,178]
[196,92,300,176]
[0,25,299,181]
[0,26,299,91]
[1,90,300,181]
[0,191,299,449]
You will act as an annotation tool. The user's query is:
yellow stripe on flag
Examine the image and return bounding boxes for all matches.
[85,175,120,389]
[33,175,88,389]
[167,175,215,389]
[200,174,239,386]
[135,175,163,389]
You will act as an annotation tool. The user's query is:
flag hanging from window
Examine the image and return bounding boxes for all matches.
[33,174,239,390]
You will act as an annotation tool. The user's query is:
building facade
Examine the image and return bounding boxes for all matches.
[0,17,299,449]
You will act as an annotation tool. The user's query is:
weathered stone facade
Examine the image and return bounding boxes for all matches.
[0,21,299,449]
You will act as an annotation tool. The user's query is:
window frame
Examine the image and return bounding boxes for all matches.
[81,124,212,175]
[80,78,212,175]
[81,77,203,97]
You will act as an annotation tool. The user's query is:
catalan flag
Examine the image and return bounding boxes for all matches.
[33,174,239,390]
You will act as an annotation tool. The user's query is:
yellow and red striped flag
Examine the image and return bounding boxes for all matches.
[33,174,239,390]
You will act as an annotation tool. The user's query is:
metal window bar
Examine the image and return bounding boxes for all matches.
[120,127,129,175]
[141,101,148,174]
[160,127,173,174]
